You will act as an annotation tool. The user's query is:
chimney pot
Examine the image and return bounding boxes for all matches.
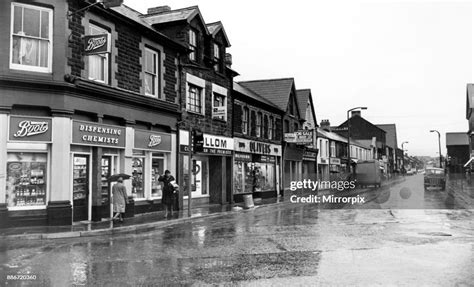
[351,110,361,117]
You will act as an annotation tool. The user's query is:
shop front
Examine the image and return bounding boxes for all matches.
[179,130,233,207]
[3,115,52,227]
[71,120,126,222]
[233,138,282,200]
[283,144,304,194]
[302,148,318,181]
[318,157,330,182]
[131,129,174,214]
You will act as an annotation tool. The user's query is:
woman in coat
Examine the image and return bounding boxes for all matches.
[112,177,128,222]
[158,170,176,218]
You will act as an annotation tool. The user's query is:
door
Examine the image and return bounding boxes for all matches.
[73,155,90,222]
[101,156,112,219]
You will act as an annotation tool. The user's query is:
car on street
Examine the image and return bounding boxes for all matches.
[423,167,446,190]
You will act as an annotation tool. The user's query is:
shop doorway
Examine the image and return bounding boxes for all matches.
[101,155,118,219]
[72,155,90,222]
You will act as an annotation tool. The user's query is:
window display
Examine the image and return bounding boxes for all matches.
[233,155,276,194]
[73,156,88,201]
[6,152,47,207]
[101,157,111,206]
[132,157,144,198]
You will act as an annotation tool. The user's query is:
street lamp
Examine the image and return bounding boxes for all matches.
[347,107,367,173]
[430,130,442,168]
[401,141,408,172]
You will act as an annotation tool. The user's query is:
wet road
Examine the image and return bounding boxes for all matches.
[1,174,473,286]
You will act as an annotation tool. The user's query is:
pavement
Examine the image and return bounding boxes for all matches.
[1,174,473,286]
[0,177,407,241]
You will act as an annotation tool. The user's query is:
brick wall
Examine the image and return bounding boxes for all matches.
[115,22,142,93]
[67,0,85,77]
[163,47,178,104]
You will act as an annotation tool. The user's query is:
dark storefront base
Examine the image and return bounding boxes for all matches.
[233,190,277,203]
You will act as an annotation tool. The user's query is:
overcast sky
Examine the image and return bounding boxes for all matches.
[124,0,472,157]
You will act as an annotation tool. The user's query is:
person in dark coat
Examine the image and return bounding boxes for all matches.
[112,177,128,222]
[158,170,176,218]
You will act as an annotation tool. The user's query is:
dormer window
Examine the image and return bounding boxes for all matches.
[189,29,197,61]
[213,43,221,72]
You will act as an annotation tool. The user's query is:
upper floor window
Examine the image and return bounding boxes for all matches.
[88,23,109,84]
[294,122,299,132]
[10,3,53,73]
[242,107,249,135]
[212,93,226,121]
[213,43,221,72]
[189,29,197,61]
[256,112,262,137]
[144,47,160,98]
[187,84,202,114]
[330,142,336,157]
[268,116,274,140]
[284,120,290,133]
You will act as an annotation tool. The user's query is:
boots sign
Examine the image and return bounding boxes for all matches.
[9,116,52,142]
[83,34,111,55]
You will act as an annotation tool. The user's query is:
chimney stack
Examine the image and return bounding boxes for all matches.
[351,110,361,117]
[320,119,331,132]
[147,5,171,15]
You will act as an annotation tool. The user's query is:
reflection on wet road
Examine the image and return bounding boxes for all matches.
[1,174,473,286]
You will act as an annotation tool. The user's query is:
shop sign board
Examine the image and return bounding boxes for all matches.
[212,106,226,118]
[134,130,171,152]
[235,153,252,161]
[204,134,233,150]
[303,150,318,161]
[330,158,341,165]
[9,116,52,142]
[284,130,313,144]
[72,120,125,148]
[83,34,111,55]
[234,137,282,156]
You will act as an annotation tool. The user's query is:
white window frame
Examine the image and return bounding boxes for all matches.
[144,47,160,98]
[88,23,110,84]
[268,116,273,139]
[189,29,197,61]
[211,83,227,121]
[256,112,262,138]
[10,3,53,73]
[330,142,336,158]
[186,73,206,115]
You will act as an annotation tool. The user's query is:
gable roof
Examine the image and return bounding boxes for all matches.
[233,82,279,109]
[206,21,230,47]
[297,89,318,127]
[238,78,295,112]
[376,124,398,149]
[446,132,469,146]
[108,5,187,51]
[143,6,210,35]
[339,115,386,134]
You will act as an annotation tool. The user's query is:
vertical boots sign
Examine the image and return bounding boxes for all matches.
[83,34,111,55]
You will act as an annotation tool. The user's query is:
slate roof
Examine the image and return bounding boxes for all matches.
[376,124,398,149]
[238,78,295,112]
[233,82,279,109]
[446,132,469,146]
[143,6,209,35]
[206,21,230,47]
[296,89,310,120]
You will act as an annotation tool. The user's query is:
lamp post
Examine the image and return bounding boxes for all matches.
[347,107,367,173]
[430,130,442,168]
[401,141,408,173]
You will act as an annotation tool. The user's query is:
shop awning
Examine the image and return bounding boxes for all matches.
[350,159,359,164]
[464,157,474,168]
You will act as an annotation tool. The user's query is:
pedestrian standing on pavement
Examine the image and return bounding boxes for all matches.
[112,177,128,222]
[159,170,176,218]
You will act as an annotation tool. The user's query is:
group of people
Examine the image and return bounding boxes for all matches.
[112,170,177,222]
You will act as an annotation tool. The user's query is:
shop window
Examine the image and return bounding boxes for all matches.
[187,84,203,114]
[151,155,166,198]
[212,92,226,121]
[88,23,110,84]
[132,157,145,199]
[259,162,275,191]
[182,155,208,197]
[242,107,249,135]
[6,152,47,208]
[256,112,262,138]
[189,29,197,61]
[10,3,53,73]
[144,47,161,98]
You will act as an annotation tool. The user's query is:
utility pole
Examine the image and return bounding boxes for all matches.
[430,130,442,168]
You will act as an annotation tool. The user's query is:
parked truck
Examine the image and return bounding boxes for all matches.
[355,160,382,188]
